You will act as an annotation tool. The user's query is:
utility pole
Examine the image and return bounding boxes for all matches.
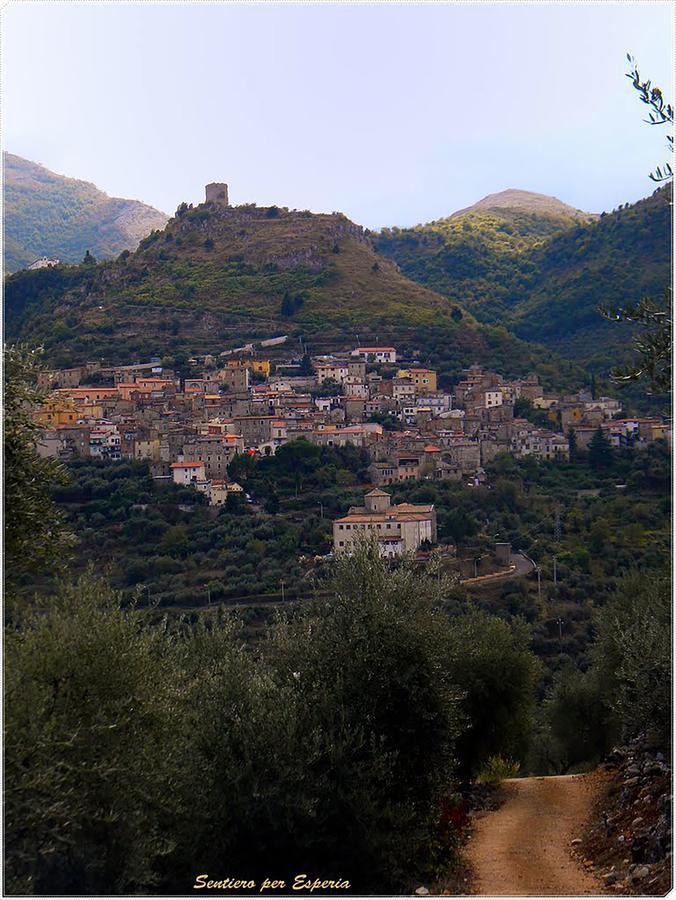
[207,585,211,607]
[553,556,558,586]
[536,566,542,602]
[319,502,324,519]
[556,616,564,651]
[280,579,285,603]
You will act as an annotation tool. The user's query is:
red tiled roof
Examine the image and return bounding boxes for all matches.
[355,347,396,352]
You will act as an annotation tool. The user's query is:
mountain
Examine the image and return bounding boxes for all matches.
[4,194,589,394]
[375,186,670,368]
[3,153,169,273]
[448,188,595,222]
[375,189,597,325]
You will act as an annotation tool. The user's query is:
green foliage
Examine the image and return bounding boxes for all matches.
[587,427,614,470]
[626,55,673,184]
[476,755,520,784]
[601,288,672,394]
[544,664,615,771]
[5,540,546,893]
[445,611,541,777]
[593,572,671,745]
[266,539,464,887]
[514,396,552,428]
[4,574,181,894]
[3,152,167,272]
[376,187,671,369]
[4,345,72,585]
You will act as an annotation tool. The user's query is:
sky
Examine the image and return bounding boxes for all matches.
[2,1,674,229]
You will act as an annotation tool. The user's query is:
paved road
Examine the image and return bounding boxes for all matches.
[461,552,534,587]
[466,775,605,897]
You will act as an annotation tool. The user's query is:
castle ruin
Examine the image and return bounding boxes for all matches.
[205,182,229,206]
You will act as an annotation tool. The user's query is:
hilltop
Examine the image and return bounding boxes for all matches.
[375,186,670,367]
[5,196,468,361]
[3,153,169,272]
[4,190,592,393]
[449,188,595,223]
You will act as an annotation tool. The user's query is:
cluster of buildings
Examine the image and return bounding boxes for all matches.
[34,347,670,509]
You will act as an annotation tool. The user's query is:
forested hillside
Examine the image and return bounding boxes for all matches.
[4,198,590,398]
[3,153,168,272]
[375,186,671,368]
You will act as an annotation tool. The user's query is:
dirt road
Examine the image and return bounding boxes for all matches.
[466,775,605,897]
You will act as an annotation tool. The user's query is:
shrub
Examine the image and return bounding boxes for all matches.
[476,755,520,784]
[593,572,671,745]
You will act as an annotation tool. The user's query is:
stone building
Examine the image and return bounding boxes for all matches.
[205,182,229,205]
[333,489,436,557]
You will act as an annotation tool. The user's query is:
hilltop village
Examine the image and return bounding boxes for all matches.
[35,341,670,555]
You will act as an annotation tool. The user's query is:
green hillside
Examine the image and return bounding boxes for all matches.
[4,198,590,394]
[510,187,672,365]
[375,187,671,368]
[375,189,596,323]
[3,153,168,272]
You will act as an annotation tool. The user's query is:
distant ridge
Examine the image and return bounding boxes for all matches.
[3,152,169,272]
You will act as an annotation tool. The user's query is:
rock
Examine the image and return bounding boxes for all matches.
[634,866,650,879]
[624,776,640,788]
[617,835,625,843]
[632,817,645,828]
[571,838,582,846]
[626,765,641,776]
[604,872,619,885]
[414,888,430,896]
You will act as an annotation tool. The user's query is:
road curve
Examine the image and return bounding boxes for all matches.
[466,775,605,897]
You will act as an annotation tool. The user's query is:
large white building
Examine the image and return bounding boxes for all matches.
[351,346,397,364]
[333,489,436,558]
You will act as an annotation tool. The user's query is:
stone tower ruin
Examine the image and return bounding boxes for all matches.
[205,182,229,206]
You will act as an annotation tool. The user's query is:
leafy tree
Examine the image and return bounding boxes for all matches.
[298,351,315,376]
[593,572,671,746]
[599,59,672,392]
[626,55,673,184]
[268,538,464,887]
[601,289,671,394]
[4,345,72,585]
[587,427,614,470]
[567,426,578,458]
[545,664,615,770]
[445,611,541,777]
[82,249,96,265]
[4,575,182,894]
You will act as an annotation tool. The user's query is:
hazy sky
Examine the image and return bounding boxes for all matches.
[2,1,673,228]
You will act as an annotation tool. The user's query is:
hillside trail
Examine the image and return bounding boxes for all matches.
[465,774,606,896]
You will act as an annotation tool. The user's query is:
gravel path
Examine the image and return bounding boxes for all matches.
[466,775,606,896]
